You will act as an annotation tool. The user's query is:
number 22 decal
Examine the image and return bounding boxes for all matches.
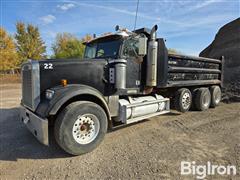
[44,63,53,69]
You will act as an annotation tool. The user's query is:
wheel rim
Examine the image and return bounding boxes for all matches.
[182,92,191,109]
[203,93,210,107]
[214,90,221,104]
[72,114,100,145]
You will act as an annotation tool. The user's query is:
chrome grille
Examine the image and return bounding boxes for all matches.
[21,61,40,111]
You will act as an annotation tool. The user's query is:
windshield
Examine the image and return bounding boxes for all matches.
[84,40,121,59]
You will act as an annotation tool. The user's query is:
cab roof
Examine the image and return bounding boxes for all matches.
[84,27,151,44]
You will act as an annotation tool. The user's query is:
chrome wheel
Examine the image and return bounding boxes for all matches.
[72,114,100,145]
[214,90,221,104]
[203,93,210,107]
[182,92,191,109]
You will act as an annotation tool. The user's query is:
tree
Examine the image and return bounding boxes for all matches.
[15,22,46,64]
[82,34,93,42]
[0,27,19,71]
[52,33,86,59]
[168,48,180,54]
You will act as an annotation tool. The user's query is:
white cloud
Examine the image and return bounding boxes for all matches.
[39,15,56,25]
[190,0,223,11]
[73,2,208,28]
[57,3,75,11]
[75,2,163,23]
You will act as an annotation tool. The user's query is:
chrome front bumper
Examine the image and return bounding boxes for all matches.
[20,106,49,145]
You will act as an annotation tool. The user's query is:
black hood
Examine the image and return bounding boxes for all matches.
[38,58,110,96]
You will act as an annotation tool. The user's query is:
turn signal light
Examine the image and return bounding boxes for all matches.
[61,79,68,87]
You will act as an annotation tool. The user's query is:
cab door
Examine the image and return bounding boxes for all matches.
[122,37,143,90]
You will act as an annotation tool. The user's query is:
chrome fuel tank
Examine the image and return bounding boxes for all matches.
[116,95,168,123]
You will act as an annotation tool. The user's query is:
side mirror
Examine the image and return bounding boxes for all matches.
[138,37,147,56]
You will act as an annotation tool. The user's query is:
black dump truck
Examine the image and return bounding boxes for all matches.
[20,25,223,155]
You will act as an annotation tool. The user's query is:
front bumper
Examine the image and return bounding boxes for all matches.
[20,106,49,145]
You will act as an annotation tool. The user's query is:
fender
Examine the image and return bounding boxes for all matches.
[38,84,111,120]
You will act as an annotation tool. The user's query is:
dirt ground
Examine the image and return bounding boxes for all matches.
[0,84,240,180]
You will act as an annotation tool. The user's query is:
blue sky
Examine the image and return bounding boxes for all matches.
[1,0,239,56]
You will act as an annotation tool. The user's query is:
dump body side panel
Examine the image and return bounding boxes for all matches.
[156,39,222,88]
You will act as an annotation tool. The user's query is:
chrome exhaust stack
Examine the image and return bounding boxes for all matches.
[146,25,158,87]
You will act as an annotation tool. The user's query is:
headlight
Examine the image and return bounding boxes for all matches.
[45,90,55,100]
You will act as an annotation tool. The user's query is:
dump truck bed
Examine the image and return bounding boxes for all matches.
[156,38,223,88]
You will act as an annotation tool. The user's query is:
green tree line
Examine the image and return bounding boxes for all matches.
[1,22,91,72]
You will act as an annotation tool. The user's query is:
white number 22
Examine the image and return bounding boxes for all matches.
[44,63,53,69]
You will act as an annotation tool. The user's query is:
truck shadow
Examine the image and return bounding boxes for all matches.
[108,111,181,132]
[0,107,183,161]
[0,107,71,161]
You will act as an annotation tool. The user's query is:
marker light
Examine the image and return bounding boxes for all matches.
[61,79,68,87]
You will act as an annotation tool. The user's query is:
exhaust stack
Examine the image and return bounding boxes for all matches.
[146,25,158,87]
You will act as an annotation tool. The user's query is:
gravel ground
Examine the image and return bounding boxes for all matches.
[0,84,240,180]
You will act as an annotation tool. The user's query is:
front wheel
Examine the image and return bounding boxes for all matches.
[54,101,108,155]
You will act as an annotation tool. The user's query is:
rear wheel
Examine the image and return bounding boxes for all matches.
[195,88,211,111]
[190,88,199,110]
[210,86,221,108]
[174,88,192,113]
[54,101,108,155]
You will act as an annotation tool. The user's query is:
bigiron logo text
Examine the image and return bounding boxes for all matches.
[180,161,238,179]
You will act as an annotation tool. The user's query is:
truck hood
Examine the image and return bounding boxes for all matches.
[38,58,108,96]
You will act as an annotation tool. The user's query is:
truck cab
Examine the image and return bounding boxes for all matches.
[20,25,222,155]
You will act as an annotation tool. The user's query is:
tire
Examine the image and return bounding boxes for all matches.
[195,88,211,111]
[190,88,199,110]
[210,86,221,108]
[174,88,192,113]
[54,101,108,155]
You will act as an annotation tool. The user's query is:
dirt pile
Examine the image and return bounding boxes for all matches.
[200,18,240,101]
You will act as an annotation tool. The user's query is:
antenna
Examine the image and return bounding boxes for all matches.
[134,0,140,30]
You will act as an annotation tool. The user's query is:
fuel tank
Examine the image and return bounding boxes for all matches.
[116,95,166,123]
